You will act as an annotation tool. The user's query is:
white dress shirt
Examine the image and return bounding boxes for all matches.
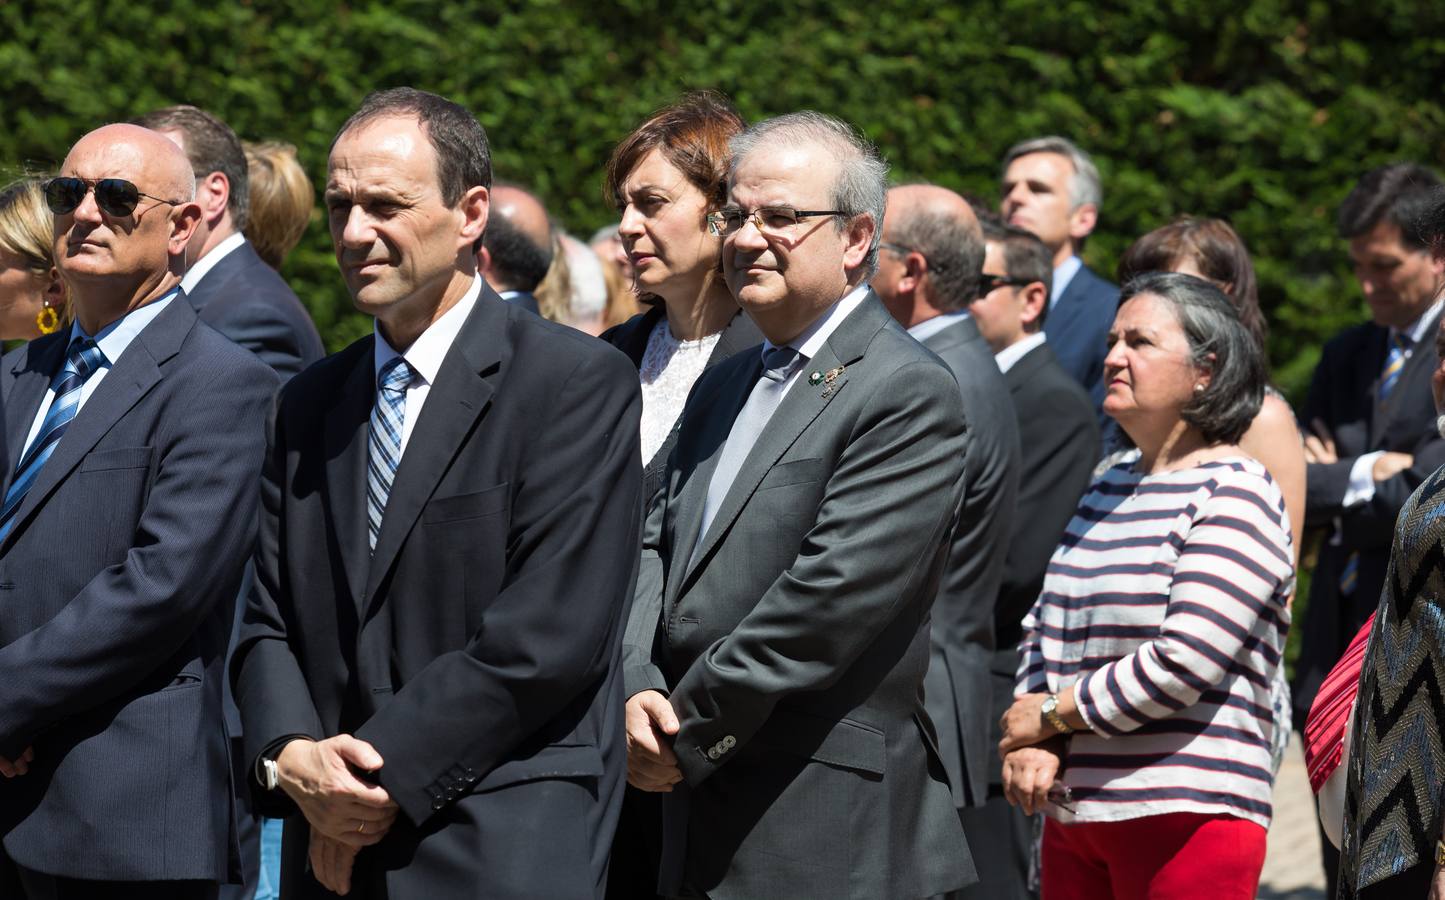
[18,290,179,462]
[761,283,873,397]
[179,232,246,295]
[1051,255,1083,309]
[995,331,1047,374]
[372,275,481,457]
[906,310,970,344]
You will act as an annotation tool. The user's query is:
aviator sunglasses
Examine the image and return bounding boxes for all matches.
[43,176,184,218]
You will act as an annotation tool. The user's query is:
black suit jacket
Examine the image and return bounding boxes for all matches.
[1041,262,1118,407]
[918,317,1020,809]
[186,240,325,382]
[233,283,643,899]
[0,296,276,881]
[629,294,973,899]
[1293,309,1445,724]
[602,305,763,498]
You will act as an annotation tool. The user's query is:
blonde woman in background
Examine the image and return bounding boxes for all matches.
[0,177,67,340]
[242,140,314,269]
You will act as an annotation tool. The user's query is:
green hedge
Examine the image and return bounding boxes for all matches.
[3,0,1444,401]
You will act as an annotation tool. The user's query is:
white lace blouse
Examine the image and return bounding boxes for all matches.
[639,317,721,464]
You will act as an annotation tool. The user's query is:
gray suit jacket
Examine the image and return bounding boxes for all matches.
[627,292,974,900]
[918,317,1020,809]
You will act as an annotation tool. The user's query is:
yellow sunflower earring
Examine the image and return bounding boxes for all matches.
[35,298,58,335]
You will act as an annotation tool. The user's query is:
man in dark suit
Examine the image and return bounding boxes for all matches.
[624,112,974,899]
[962,222,1100,900]
[1000,136,1117,405]
[0,124,276,898]
[1293,163,1445,895]
[134,105,325,381]
[231,88,642,900]
[871,184,1021,818]
[478,182,548,315]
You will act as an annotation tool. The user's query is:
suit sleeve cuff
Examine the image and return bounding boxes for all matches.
[1343,452,1384,507]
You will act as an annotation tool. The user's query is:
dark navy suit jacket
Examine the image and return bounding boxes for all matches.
[0,296,276,881]
[1041,262,1118,407]
[186,240,325,382]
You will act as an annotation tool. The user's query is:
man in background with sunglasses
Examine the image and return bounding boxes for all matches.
[0,123,277,899]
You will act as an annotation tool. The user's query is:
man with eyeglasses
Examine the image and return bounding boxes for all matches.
[623,112,975,899]
[870,183,1021,822]
[0,124,277,898]
[957,222,1099,900]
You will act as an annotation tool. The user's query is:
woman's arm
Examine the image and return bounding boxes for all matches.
[1239,392,1306,568]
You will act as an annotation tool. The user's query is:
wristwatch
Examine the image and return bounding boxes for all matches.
[1041,694,1074,735]
[1435,838,1445,865]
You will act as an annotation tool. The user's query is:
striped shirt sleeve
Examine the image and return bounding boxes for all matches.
[1015,600,1049,697]
[1073,476,1292,736]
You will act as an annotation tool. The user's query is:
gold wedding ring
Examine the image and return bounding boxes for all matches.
[357,820,366,834]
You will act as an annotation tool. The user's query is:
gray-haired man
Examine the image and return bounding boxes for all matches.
[624,111,975,899]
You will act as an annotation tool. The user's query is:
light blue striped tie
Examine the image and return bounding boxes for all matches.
[1378,332,1410,402]
[367,357,414,552]
[0,337,107,543]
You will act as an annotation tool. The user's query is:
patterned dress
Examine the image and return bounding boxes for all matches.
[1339,463,1445,897]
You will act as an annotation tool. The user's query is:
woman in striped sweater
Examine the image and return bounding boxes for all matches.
[998,272,1295,899]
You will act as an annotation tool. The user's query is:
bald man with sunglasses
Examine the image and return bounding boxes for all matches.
[0,123,277,899]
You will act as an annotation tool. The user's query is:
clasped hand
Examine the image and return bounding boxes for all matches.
[0,746,34,778]
[625,690,683,792]
[277,735,399,895]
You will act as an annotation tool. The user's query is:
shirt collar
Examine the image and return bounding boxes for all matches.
[994,331,1047,373]
[71,287,180,365]
[179,232,247,294]
[1396,296,1445,346]
[761,282,872,362]
[373,274,482,388]
[1051,255,1083,306]
[907,310,970,343]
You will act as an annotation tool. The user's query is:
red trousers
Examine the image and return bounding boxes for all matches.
[1041,813,1267,900]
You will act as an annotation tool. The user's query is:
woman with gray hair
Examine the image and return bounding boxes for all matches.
[996,272,1295,898]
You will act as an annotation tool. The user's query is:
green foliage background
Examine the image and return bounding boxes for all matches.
[2,0,1444,395]
[2,0,1441,675]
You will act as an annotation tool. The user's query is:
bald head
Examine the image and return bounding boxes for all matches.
[491,185,550,248]
[54,123,203,332]
[878,183,985,313]
[481,184,553,293]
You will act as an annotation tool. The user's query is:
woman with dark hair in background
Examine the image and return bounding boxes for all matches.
[1117,216,1305,558]
[999,273,1295,899]
[599,90,760,899]
[0,177,68,340]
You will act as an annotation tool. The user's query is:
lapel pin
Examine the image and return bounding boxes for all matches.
[807,371,824,385]
[820,366,846,398]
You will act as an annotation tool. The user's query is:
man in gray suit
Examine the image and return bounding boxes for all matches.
[872,184,1021,814]
[623,112,974,899]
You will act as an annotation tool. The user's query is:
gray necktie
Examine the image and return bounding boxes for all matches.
[691,345,804,568]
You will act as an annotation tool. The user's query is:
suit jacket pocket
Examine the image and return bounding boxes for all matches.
[78,446,154,472]
[756,457,826,492]
[475,742,604,793]
[422,483,510,524]
[752,706,886,776]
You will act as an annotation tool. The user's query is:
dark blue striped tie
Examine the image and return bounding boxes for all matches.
[0,337,107,543]
[367,357,415,552]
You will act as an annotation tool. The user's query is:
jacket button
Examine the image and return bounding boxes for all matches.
[722,735,737,749]
[707,747,721,760]
[431,799,444,810]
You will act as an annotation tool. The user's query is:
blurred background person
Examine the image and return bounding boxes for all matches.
[590,221,634,285]
[561,232,609,334]
[1117,216,1305,560]
[962,221,1099,899]
[597,90,757,899]
[242,140,313,271]
[479,182,550,315]
[999,136,1117,406]
[0,177,67,340]
[596,240,643,331]
[1000,273,1294,900]
[533,229,572,324]
[1336,186,1445,900]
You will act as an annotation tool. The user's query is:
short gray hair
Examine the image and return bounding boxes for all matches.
[891,204,983,313]
[1120,271,1265,444]
[728,111,888,276]
[1002,135,1103,212]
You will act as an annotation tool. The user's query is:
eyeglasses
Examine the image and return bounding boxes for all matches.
[43,177,185,218]
[978,273,1031,295]
[706,206,847,238]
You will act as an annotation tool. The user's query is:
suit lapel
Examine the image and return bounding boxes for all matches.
[324,342,377,608]
[678,294,887,592]
[1,336,67,498]
[362,294,503,610]
[0,298,194,555]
